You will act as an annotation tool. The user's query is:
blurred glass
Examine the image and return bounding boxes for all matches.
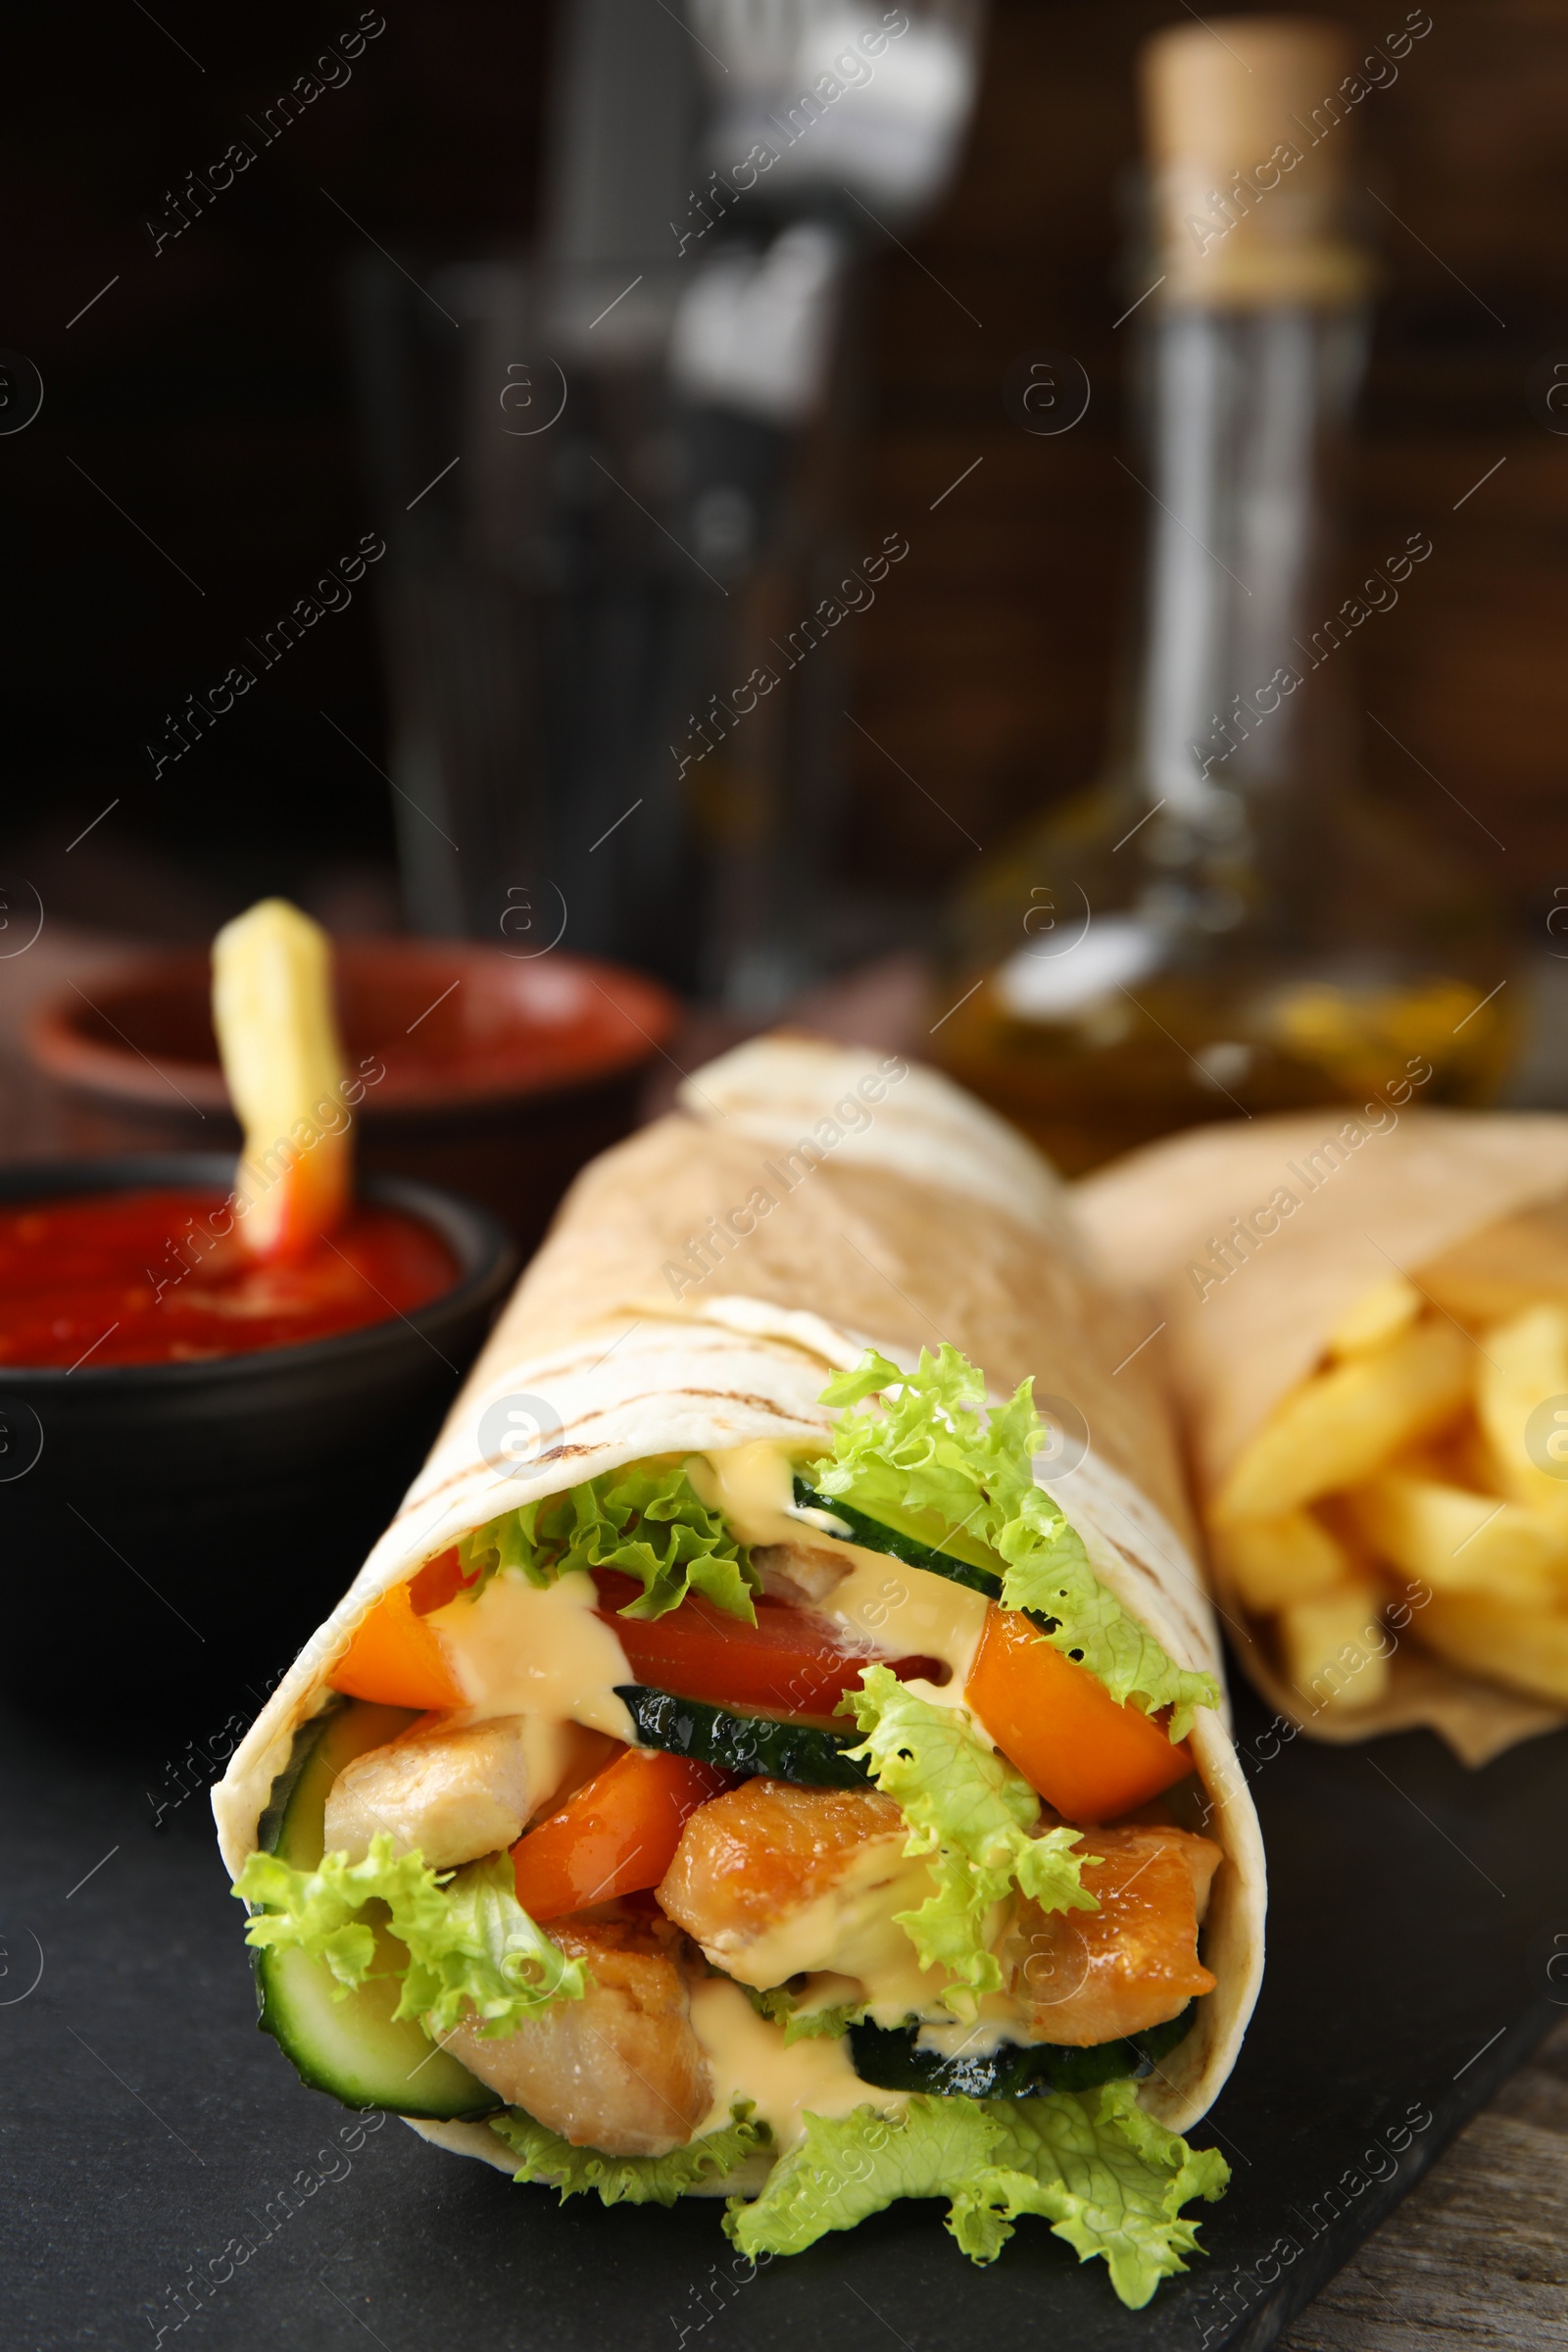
[350,0,985,1005]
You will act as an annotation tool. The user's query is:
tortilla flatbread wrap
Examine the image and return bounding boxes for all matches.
[1075,1109,1568,1764]
[215,1037,1264,2299]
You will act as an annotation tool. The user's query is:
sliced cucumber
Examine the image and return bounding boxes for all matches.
[251,1698,500,2120]
[616,1683,874,1788]
[791,1477,1081,1644]
[259,1698,413,1867]
[848,2003,1195,2099]
[792,1477,1000,1600]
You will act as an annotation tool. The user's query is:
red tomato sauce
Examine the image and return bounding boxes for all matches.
[0,1188,458,1369]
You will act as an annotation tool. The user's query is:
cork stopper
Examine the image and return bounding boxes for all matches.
[1140,16,1371,306]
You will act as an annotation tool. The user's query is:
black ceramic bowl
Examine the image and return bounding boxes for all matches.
[0,1156,515,1718]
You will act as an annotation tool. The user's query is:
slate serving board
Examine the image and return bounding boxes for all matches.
[6,1669,1566,2352]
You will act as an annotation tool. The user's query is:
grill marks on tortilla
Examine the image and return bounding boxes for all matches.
[394,1385,828,1526]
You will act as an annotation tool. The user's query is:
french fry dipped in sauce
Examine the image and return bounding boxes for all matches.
[213,899,351,1261]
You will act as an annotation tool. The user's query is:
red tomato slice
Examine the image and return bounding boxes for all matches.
[408,1546,476,1614]
[592,1568,940,1717]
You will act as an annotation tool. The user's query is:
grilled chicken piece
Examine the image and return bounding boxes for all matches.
[658,1778,931,1990]
[1001,1824,1221,2047]
[442,1907,711,2155]
[323,1714,536,1871]
[752,1541,852,1607]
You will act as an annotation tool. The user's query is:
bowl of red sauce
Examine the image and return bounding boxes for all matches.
[27,940,680,1254]
[0,1156,515,1715]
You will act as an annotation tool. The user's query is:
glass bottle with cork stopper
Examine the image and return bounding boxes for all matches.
[932,15,1515,1175]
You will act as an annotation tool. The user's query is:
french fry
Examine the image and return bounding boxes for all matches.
[1276,1582,1391,1712]
[1210,1510,1350,1613]
[1211,1319,1471,1525]
[1345,1471,1568,1606]
[212,898,351,1262]
[1416,1589,1568,1708]
[1198,1200,1568,1717]
[1427,1417,1499,1496]
[1326,1274,1422,1360]
[1473,1303,1568,1522]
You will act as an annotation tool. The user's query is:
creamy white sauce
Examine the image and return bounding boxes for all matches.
[912,1995,1032,2060]
[793,1970,863,2019]
[818,1553,989,1713]
[429,1567,635,1744]
[689,1441,991,1712]
[688,1976,899,2150]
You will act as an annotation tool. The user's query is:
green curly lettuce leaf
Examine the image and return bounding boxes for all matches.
[491,2100,769,2206]
[840,1665,1098,2012]
[744,1983,865,2044]
[726,2095,996,2260]
[814,1347,1217,1740]
[234,1838,585,2039]
[973,2084,1233,2307]
[724,2084,1229,2308]
[456,1458,760,1624]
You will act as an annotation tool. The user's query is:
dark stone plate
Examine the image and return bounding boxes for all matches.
[4,1667,1564,2351]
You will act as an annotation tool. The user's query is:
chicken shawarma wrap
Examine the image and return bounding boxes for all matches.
[215,1038,1264,2308]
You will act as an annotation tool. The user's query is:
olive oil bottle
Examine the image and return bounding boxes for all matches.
[934,17,1514,1174]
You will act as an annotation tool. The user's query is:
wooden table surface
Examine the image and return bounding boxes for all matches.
[6,925,1568,2347]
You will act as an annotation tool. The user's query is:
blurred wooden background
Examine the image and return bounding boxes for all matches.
[847,0,1568,932]
[5,0,1565,940]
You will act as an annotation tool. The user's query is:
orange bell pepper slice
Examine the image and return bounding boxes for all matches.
[328,1549,469,1710]
[965,1604,1195,1823]
[512,1746,727,1922]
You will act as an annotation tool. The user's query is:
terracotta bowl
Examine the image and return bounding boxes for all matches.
[27,941,679,1253]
